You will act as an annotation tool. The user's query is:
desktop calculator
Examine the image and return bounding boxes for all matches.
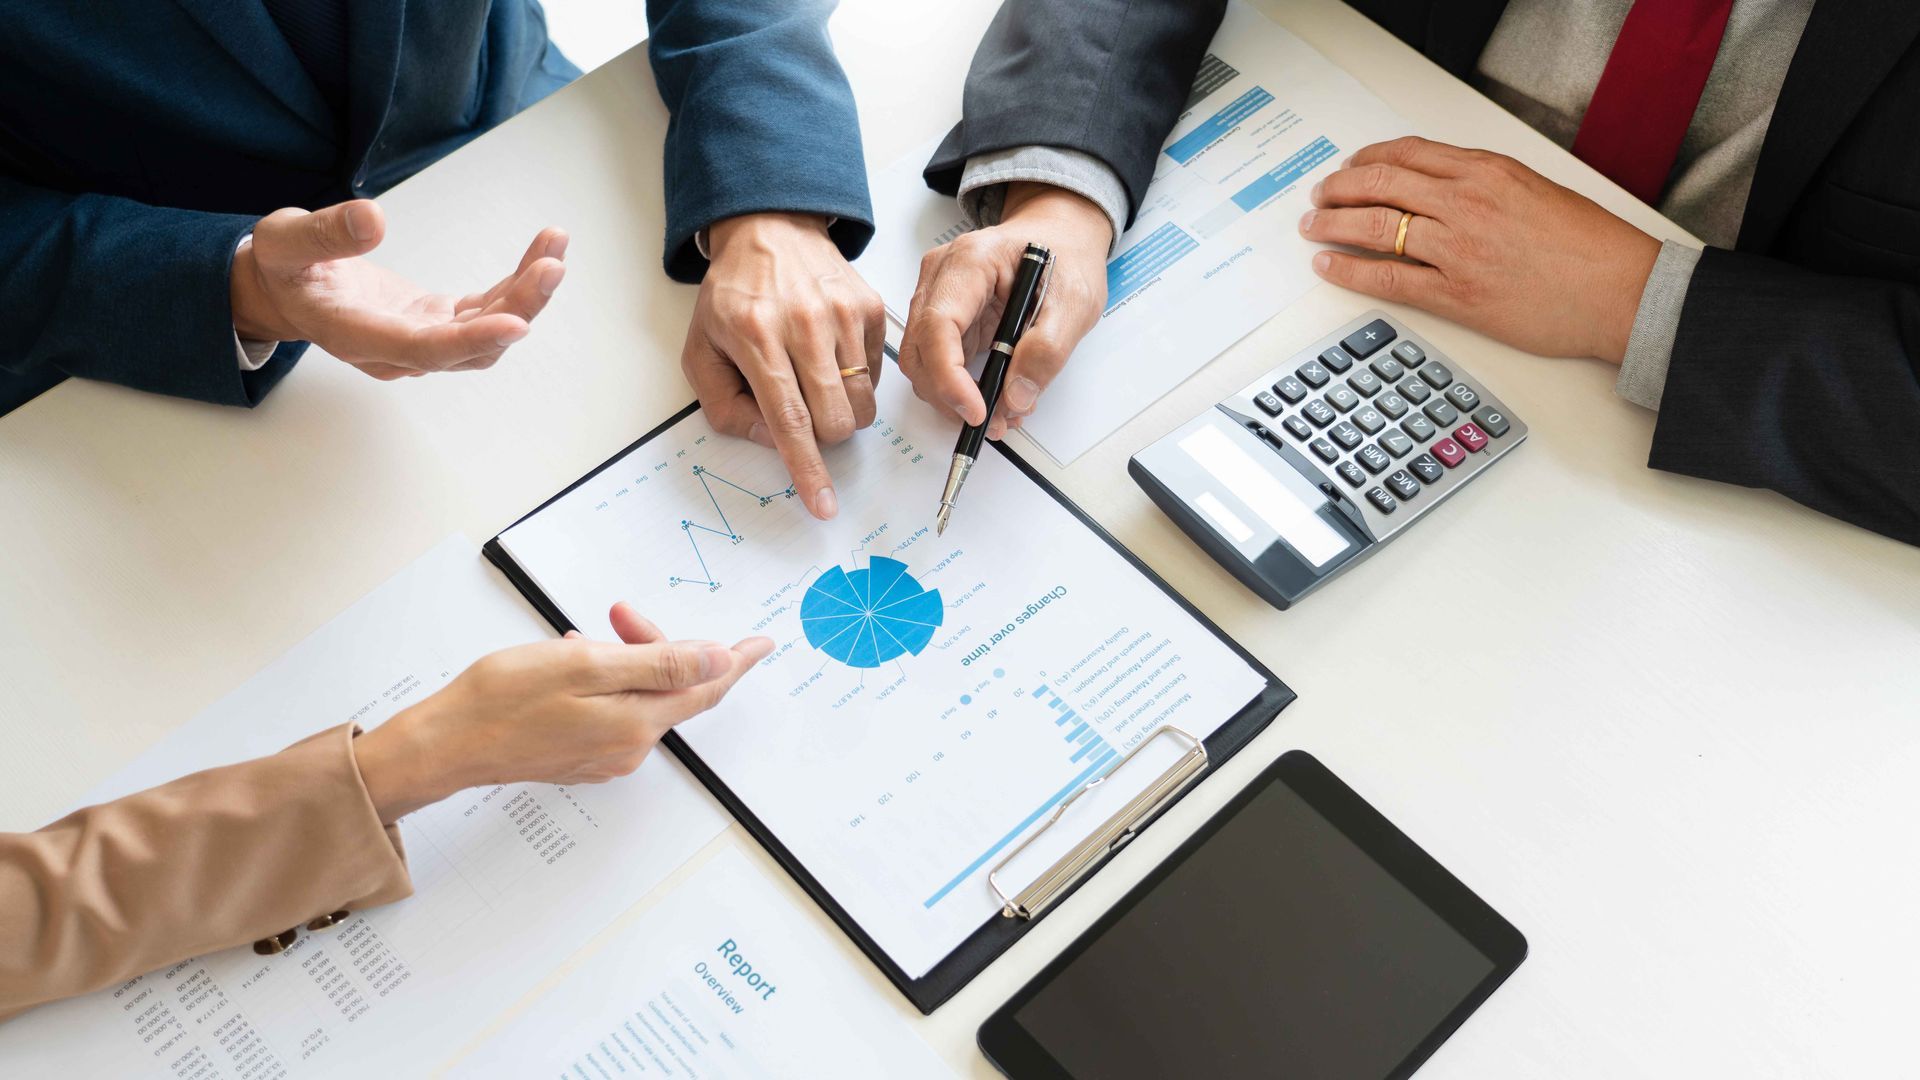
[1130,311,1526,608]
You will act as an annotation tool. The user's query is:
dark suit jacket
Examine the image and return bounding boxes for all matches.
[0,0,872,416]
[932,0,1920,547]
[923,0,1227,230]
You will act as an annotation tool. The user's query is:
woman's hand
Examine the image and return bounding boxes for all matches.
[355,603,772,821]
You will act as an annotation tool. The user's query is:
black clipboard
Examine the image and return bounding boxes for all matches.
[483,400,1293,1014]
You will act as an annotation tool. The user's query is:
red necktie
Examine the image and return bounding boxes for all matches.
[1571,0,1737,205]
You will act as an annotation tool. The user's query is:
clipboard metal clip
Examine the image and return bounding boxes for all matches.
[987,725,1209,921]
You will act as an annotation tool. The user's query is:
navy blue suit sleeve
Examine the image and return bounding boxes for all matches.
[0,175,303,408]
[646,0,873,283]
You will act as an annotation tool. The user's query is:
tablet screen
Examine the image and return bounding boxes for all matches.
[987,756,1520,1078]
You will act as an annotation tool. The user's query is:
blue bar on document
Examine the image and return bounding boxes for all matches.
[1050,697,1064,709]
[1077,729,1096,744]
[1071,739,1103,763]
[1032,685,1051,698]
[1105,222,1199,310]
[1229,135,1338,212]
[1164,86,1275,165]
[1057,709,1078,727]
[1066,722,1088,742]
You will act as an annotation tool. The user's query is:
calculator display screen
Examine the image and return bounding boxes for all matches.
[1007,780,1497,1078]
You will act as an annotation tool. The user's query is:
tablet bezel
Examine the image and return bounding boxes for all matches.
[977,749,1527,1079]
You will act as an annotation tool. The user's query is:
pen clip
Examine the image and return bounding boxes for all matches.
[1019,249,1055,338]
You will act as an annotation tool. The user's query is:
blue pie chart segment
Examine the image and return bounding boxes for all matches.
[801,557,943,668]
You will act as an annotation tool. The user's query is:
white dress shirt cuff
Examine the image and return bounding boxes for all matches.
[1616,240,1702,412]
[231,235,279,371]
[956,146,1128,256]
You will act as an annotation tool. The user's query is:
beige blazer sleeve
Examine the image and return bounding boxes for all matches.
[0,723,412,1021]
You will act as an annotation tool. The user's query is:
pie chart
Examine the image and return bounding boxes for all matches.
[800,557,944,669]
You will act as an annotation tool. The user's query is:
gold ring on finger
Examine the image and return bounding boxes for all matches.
[838,365,871,380]
[1393,210,1414,258]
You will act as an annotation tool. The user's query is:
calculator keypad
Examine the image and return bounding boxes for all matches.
[1229,311,1526,542]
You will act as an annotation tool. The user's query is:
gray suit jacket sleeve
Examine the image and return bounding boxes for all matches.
[924,0,1227,229]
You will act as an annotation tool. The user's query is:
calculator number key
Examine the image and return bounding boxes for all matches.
[1325,387,1360,412]
[1423,398,1459,426]
[1375,391,1409,419]
[1385,469,1421,500]
[1347,369,1382,397]
[1378,429,1414,457]
[1453,422,1490,453]
[1351,406,1386,434]
[1397,377,1431,404]
[1444,383,1481,413]
[1401,414,1437,442]
[1471,405,1512,438]
[1369,355,1406,383]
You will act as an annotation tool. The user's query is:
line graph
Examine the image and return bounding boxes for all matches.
[667,465,796,590]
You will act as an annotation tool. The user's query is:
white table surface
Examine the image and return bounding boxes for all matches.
[4,1,1918,1075]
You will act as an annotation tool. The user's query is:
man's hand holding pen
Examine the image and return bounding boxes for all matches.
[898,183,1113,439]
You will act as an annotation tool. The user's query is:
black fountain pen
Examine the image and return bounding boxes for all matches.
[935,243,1054,535]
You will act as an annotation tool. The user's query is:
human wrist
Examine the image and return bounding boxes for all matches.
[229,237,289,342]
[356,697,470,823]
[1000,183,1113,256]
[1587,230,1663,365]
[706,212,833,263]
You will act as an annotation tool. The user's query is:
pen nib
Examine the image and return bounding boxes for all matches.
[935,506,950,536]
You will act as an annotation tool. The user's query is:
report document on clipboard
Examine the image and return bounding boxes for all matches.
[486,365,1289,1010]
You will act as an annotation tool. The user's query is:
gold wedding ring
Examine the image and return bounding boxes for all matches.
[1393,210,1413,258]
[838,365,871,380]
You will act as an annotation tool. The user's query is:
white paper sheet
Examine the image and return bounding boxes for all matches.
[450,846,952,1078]
[856,1,1411,464]
[0,536,730,1076]
[495,368,1272,978]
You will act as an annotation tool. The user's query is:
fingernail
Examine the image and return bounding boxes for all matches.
[346,203,376,242]
[699,645,732,681]
[1298,209,1316,234]
[497,325,528,347]
[747,422,773,448]
[1005,375,1040,413]
[814,486,838,520]
[1341,154,1355,169]
[546,233,570,260]
[538,263,564,296]
[1313,252,1333,274]
[1309,181,1323,203]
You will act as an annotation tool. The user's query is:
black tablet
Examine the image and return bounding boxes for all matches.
[978,751,1526,1079]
